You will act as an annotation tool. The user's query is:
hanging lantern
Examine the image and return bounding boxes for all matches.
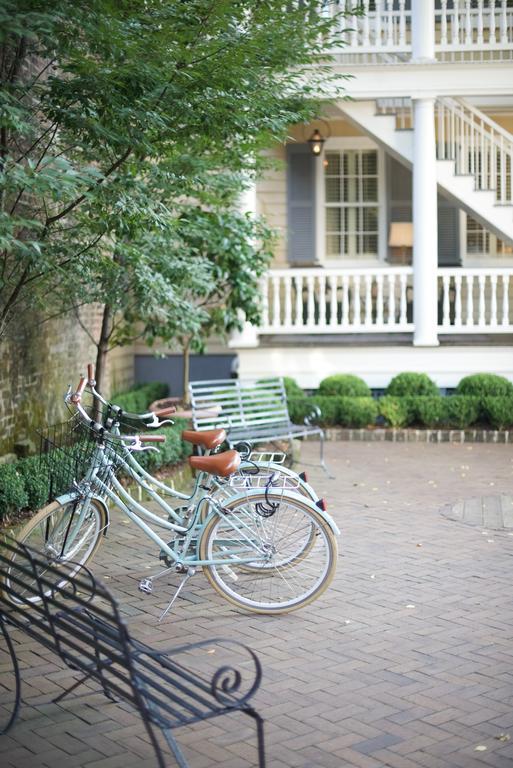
[307,128,325,156]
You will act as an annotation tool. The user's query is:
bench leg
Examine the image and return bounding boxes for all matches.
[245,707,266,768]
[162,728,189,768]
[319,432,335,479]
[0,619,21,735]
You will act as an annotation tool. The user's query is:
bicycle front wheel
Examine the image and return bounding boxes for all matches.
[199,491,337,614]
[2,496,107,606]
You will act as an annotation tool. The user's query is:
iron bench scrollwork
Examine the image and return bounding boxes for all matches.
[0,536,265,767]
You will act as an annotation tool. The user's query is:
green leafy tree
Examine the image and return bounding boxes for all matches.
[1,0,344,342]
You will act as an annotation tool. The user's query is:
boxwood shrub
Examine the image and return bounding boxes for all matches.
[0,464,29,519]
[111,382,169,414]
[481,396,513,430]
[442,396,480,429]
[318,374,370,397]
[379,396,415,428]
[283,377,303,399]
[386,372,439,397]
[456,373,513,398]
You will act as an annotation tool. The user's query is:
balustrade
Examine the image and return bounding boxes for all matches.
[256,267,513,337]
[324,1,513,62]
[259,267,413,333]
[438,268,513,331]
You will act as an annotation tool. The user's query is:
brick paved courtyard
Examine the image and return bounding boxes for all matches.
[2,441,513,768]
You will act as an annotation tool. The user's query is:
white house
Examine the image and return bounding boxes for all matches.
[230,0,513,389]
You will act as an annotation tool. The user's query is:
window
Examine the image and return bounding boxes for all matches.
[324,149,379,260]
[466,214,513,260]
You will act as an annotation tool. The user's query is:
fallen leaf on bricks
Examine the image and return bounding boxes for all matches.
[496,734,510,742]
[474,745,487,752]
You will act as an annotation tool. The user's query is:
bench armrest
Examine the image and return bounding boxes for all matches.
[304,404,322,427]
[131,637,262,710]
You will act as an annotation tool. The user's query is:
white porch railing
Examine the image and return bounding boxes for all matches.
[260,267,413,333]
[258,267,513,335]
[325,1,513,63]
[438,267,513,331]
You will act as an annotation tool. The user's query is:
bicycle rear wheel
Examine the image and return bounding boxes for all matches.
[199,491,337,614]
[1,497,106,606]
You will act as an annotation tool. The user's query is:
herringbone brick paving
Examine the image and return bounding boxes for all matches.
[2,441,513,767]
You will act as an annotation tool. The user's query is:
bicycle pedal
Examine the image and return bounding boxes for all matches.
[139,578,153,594]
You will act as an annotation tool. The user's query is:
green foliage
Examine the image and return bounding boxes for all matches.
[0,0,344,337]
[379,396,415,428]
[288,395,377,428]
[318,374,370,397]
[442,396,480,429]
[386,373,439,397]
[283,377,303,400]
[337,397,378,428]
[17,456,50,510]
[414,397,445,428]
[111,383,168,414]
[132,419,192,472]
[481,397,513,430]
[456,374,513,398]
[0,464,28,519]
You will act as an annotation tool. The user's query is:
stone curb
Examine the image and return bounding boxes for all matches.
[322,427,511,443]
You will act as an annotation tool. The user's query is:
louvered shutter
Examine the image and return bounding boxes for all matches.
[287,143,317,265]
[437,196,461,266]
[387,155,412,224]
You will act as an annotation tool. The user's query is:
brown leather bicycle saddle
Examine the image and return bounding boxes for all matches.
[189,450,241,477]
[182,429,226,450]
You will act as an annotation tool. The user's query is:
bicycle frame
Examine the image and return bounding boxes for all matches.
[70,441,276,569]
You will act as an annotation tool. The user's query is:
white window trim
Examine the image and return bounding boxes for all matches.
[460,210,513,267]
[315,136,386,267]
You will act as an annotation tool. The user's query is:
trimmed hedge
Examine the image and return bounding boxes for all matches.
[289,396,378,428]
[481,396,513,430]
[111,382,169,414]
[283,377,303,399]
[379,396,415,428]
[456,373,513,398]
[319,374,370,397]
[386,372,439,397]
[414,396,480,429]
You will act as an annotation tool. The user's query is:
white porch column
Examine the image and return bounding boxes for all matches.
[411,0,439,347]
[230,180,259,348]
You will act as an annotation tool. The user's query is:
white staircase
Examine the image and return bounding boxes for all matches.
[339,97,513,245]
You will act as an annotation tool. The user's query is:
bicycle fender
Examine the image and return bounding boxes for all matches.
[55,492,110,535]
[215,488,340,537]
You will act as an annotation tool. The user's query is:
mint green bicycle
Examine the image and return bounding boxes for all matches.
[4,371,339,617]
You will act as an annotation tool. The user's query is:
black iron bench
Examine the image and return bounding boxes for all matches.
[0,537,265,767]
[189,377,329,474]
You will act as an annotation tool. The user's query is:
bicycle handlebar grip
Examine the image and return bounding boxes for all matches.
[87,363,95,382]
[70,376,87,403]
[140,435,166,443]
[153,406,176,417]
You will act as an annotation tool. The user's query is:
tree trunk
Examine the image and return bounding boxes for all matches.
[94,304,112,419]
[182,338,191,407]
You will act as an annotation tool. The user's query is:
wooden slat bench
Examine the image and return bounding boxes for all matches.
[189,377,329,473]
[0,537,265,768]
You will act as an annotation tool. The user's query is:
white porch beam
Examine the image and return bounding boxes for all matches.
[323,62,513,100]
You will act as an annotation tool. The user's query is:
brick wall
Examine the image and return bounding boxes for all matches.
[0,306,134,457]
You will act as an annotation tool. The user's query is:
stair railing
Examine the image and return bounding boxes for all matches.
[436,96,513,204]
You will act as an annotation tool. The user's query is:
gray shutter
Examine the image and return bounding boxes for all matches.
[437,196,461,266]
[387,155,461,266]
[387,154,412,225]
[287,143,317,265]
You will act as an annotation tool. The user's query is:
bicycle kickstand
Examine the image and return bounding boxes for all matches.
[158,568,196,623]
